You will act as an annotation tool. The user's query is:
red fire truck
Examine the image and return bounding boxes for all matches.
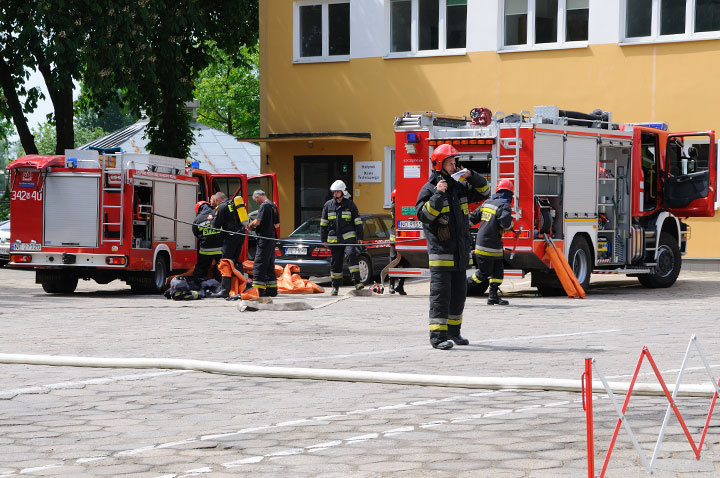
[391,106,716,295]
[6,149,277,294]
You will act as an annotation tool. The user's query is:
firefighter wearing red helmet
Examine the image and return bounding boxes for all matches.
[192,200,223,281]
[469,179,514,306]
[416,144,490,350]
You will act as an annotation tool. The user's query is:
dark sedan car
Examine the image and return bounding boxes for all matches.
[276,213,393,284]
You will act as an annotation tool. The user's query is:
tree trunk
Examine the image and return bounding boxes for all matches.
[226,110,233,136]
[35,53,74,154]
[0,57,38,155]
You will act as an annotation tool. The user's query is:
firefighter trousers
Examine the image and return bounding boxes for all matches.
[473,256,504,286]
[429,269,467,342]
[253,238,277,296]
[193,250,221,279]
[330,243,361,288]
[221,233,244,271]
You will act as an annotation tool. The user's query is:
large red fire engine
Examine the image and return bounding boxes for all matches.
[391,106,716,294]
[6,148,277,294]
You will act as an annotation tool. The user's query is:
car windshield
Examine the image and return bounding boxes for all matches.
[0,221,9,231]
[289,218,321,239]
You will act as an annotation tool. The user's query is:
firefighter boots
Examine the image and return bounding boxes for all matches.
[390,278,407,295]
[430,331,454,350]
[354,282,365,291]
[487,284,509,305]
[330,286,339,296]
[211,277,232,299]
[448,325,470,345]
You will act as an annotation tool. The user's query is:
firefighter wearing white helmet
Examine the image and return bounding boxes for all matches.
[416,144,490,350]
[469,179,514,306]
[320,179,364,295]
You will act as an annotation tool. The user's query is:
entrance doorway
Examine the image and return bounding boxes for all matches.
[294,155,353,229]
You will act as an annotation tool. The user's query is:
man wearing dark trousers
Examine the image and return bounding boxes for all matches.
[470,180,514,305]
[388,189,408,295]
[210,191,249,298]
[248,190,280,297]
[416,144,489,350]
[320,180,364,296]
[192,201,223,281]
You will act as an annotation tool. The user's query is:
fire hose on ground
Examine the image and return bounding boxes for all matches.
[0,353,716,398]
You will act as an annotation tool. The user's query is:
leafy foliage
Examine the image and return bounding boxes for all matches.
[30,120,107,156]
[194,44,259,138]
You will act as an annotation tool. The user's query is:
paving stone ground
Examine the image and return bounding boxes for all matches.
[1,267,720,477]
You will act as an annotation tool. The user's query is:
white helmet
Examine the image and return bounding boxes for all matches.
[330,180,346,192]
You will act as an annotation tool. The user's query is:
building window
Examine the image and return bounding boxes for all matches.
[623,0,720,42]
[388,0,467,56]
[294,1,350,62]
[502,0,588,49]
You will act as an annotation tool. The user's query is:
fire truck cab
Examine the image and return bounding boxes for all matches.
[392,106,715,294]
[6,148,277,294]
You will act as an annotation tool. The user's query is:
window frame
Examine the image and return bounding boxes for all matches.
[620,0,720,44]
[384,0,468,59]
[293,0,351,63]
[499,0,590,52]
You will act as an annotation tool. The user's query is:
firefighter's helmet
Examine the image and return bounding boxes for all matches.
[431,144,460,171]
[195,200,210,214]
[391,189,397,203]
[495,179,514,193]
[330,180,347,192]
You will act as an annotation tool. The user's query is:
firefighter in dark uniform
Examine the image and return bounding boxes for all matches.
[248,190,280,297]
[389,189,408,295]
[210,191,249,298]
[192,201,224,280]
[320,180,364,296]
[469,179,514,305]
[416,144,490,350]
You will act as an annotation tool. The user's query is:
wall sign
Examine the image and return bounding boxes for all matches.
[355,161,382,183]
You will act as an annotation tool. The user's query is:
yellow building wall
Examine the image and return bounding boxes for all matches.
[260,0,720,256]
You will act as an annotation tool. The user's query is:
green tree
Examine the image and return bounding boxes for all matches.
[30,120,106,155]
[194,44,259,138]
[84,1,259,158]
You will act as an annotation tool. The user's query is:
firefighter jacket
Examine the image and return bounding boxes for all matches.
[469,191,513,258]
[212,196,249,233]
[193,204,224,253]
[416,170,490,271]
[320,197,363,244]
[255,200,280,239]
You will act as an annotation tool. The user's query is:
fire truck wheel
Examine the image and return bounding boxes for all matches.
[151,255,170,293]
[568,235,592,292]
[358,255,373,284]
[638,232,680,288]
[41,275,78,294]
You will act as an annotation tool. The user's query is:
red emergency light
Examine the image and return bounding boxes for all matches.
[428,139,494,146]
[396,230,422,239]
[105,256,127,266]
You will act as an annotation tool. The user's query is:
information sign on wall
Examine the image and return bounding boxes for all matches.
[355,161,382,183]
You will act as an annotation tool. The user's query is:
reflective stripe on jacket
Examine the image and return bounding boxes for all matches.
[469,193,513,257]
[320,197,363,243]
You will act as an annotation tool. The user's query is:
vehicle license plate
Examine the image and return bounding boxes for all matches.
[398,220,423,229]
[286,247,307,255]
[0,245,9,256]
[11,242,41,252]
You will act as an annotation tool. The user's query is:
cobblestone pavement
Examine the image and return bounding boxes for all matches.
[2,267,720,477]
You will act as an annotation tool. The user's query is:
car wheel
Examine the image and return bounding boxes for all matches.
[358,255,372,284]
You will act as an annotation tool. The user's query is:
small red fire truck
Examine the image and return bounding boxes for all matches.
[391,106,716,295]
[6,149,277,294]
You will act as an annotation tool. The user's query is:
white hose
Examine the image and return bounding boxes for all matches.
[0,353,715,397]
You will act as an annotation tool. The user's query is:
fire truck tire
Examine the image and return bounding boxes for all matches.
[568,235,592,292]
[41,275,78,294]
[151,255,169,293]
[638,232,681,288]
[358,254,373,284]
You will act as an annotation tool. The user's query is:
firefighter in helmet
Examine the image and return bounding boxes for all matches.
[388,188,409,295]
[469,179,514,305]
[210,191,249,298]
[416,144,490,350]
[192,200,223,281]
[320,179,364,296]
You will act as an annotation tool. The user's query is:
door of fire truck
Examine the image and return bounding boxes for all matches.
[247,173,280,239]
[662,132,716,217]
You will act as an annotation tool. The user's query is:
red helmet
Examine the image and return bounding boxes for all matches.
[391,189,397,202]
[431,144,459,171]
[195,200,210,214]
[495,179,514,193]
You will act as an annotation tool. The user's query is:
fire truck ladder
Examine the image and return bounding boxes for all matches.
[99,154,125,246]
[496,116,525,218]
